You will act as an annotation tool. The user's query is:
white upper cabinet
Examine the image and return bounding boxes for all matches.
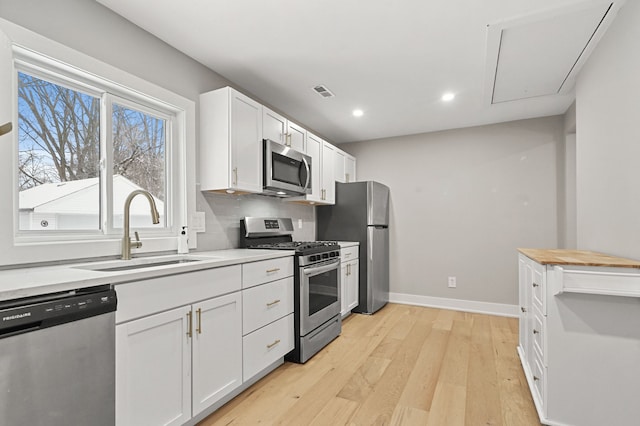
[334,147,356,183]
[345,154,356,183]
[262,107,287,145]
[263,106,306,153]
[321,141,336,204]
[286,121,306,153]
[200,87,263,194]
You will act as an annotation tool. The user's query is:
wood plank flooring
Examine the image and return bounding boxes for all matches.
[198,303,541,426]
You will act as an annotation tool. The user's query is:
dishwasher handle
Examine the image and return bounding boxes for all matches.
[0,286,117,339]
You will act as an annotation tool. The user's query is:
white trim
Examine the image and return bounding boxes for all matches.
[389,292,519,317]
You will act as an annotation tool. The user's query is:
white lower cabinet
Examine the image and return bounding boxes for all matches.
[116,305,192,426]
[116,292,242,426]
[339,242,359,316]
[115,256,294,426]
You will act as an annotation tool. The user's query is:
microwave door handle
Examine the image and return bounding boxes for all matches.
[302,157,310,190]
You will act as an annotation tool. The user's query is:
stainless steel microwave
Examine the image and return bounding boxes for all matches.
[263,139,312,196]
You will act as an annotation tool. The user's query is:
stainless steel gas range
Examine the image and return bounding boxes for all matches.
[240,217,341,363]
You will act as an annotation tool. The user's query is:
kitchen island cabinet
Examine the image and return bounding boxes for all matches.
[517,249,640,426]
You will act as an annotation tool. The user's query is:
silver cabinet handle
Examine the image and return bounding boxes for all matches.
[266,339,281,349]
[533,375,540,381]
[266,268,280,273]
[196,308,202,334]
[521,306,526,313]
[532,282,539,287]
[266,299,281,307]
[533,329,539,334]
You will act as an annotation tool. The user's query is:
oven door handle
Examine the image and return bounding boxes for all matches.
[303,259,340,276]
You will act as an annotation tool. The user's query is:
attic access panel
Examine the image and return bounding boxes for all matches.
[485,0,625,104]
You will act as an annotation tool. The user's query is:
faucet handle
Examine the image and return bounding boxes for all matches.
[133,231,142,249]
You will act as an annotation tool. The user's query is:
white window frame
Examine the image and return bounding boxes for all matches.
[0,19,196,266]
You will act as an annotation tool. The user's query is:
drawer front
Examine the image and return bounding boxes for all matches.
[116,265,241,324]
[341,245,359,262]
[242,257,294,289]
[532,352,546,412]
[532,307,546,364]
[532,265,546,315]
[243,314,294,381]
[242,277,294,335]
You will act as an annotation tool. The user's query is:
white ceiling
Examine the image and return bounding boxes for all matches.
[96,0,621,143]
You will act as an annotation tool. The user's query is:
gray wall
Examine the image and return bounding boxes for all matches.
[0,0,315,252]
[574,0,640,259]
[342,116,563,305]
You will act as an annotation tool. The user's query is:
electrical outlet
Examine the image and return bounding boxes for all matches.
[448,276,457,288]
[298,219,303,229]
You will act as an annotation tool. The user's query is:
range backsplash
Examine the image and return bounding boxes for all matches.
[196,191,316,251]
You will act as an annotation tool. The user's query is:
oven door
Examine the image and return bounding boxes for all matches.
[299,258,341,336]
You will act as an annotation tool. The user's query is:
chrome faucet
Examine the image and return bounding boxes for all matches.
[122,189,161,260]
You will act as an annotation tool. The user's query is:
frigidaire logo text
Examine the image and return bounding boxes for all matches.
[2,312,31,321]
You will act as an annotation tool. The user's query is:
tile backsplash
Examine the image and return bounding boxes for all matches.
[195,191,315,251]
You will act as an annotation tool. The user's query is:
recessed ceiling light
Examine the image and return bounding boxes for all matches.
[442,92,455,102]
[353,109,364,117]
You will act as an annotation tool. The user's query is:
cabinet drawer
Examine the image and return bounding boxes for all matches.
[532,352,546,411]
[341,245,359,262]
[532,265,546,315]
[243,314,294,381]
[532,307,546,364]
[242,257,294,289]
[116,265,241,324]
[242,277,294,335]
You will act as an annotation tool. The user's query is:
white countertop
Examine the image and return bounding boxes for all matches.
[0,249,294,302]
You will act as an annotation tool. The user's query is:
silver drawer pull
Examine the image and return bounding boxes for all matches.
[266,339,281,349]
[266,299,281,307]
[266,268,280,273]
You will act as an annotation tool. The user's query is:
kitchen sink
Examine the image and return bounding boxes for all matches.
[74,255,214,272]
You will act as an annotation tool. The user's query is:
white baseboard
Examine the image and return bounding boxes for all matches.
[389,292,519,317]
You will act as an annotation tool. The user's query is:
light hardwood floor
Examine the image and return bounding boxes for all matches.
[198,303,541,425]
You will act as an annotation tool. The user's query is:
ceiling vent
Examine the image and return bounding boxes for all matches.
[485,0,625,104]
[312,85,335,98]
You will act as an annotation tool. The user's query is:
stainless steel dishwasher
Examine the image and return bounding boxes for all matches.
[0,284,117,426]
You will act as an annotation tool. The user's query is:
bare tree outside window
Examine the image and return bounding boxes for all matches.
[17,71,167,231]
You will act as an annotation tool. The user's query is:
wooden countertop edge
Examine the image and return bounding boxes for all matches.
[517,248,640,269]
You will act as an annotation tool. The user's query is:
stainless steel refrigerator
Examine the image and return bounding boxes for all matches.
[316,181,390,314]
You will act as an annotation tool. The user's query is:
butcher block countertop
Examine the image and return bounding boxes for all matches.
[518,248,640,269]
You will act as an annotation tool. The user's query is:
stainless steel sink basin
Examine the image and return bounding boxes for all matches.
[73,255,213,272]
[89,258,201,272]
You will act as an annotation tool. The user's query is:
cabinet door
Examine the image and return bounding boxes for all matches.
[192,292,242,416]
[230,89,262,192]
[340,262,349,315]
[116,306,192,426]
[263,107,287,145]
[345,154,356,183]
[287,121,306,152]
[305,132,323,203]
[334,149,346,183]
[321,141,336,204]
[347,259,359,311]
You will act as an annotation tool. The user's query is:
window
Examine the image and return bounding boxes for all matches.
[0,23,195,266]
[17,70,172,234]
